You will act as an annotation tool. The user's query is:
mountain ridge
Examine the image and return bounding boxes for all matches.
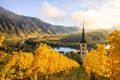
[0,7,79,39]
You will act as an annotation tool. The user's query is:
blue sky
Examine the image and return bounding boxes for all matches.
[0,0,86,16]
[1,0,120,29]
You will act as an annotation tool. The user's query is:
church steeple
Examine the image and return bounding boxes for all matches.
[80,22,87,62]
[81,22,86,43]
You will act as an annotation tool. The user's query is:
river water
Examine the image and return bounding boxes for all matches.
[54,47,78,54]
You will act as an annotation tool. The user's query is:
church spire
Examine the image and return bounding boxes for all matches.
[80,21,87,62]
[80,22,86,43]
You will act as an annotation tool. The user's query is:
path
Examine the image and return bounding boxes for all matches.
[47,67,89,80]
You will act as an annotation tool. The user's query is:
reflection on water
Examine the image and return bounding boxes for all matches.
[54,47,78,53]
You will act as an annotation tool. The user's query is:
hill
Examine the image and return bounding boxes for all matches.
[0,7,79,39]
[2,29,110,52]
[62,29,108,42]
[60,29,109,50]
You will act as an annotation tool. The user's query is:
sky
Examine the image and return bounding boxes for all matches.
[0,0,120,30]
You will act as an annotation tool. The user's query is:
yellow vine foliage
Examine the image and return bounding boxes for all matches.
[0,51,34,79]
[0,44,79,80]
[26,44,79,79]
[107,30,120,80]
[83,30,120,80]
[0,36,4,46]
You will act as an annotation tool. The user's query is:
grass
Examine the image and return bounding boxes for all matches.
[45,67,89,80]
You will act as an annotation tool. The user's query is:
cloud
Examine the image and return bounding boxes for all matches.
[38,0,120,29]
[38,1,75,26]
[41,2,67,19]
[72,10,107,29]
[71,0,120,29]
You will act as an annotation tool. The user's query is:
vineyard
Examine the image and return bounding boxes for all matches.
[0,30,120,80]
[0,43,79,79]
[83,30,120,80]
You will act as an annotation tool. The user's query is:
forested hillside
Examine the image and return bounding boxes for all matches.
[61,29,109,50]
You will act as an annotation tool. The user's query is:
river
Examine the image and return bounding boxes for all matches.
[54,47,78,54]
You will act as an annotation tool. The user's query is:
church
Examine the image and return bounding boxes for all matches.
[80,23,87,62]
